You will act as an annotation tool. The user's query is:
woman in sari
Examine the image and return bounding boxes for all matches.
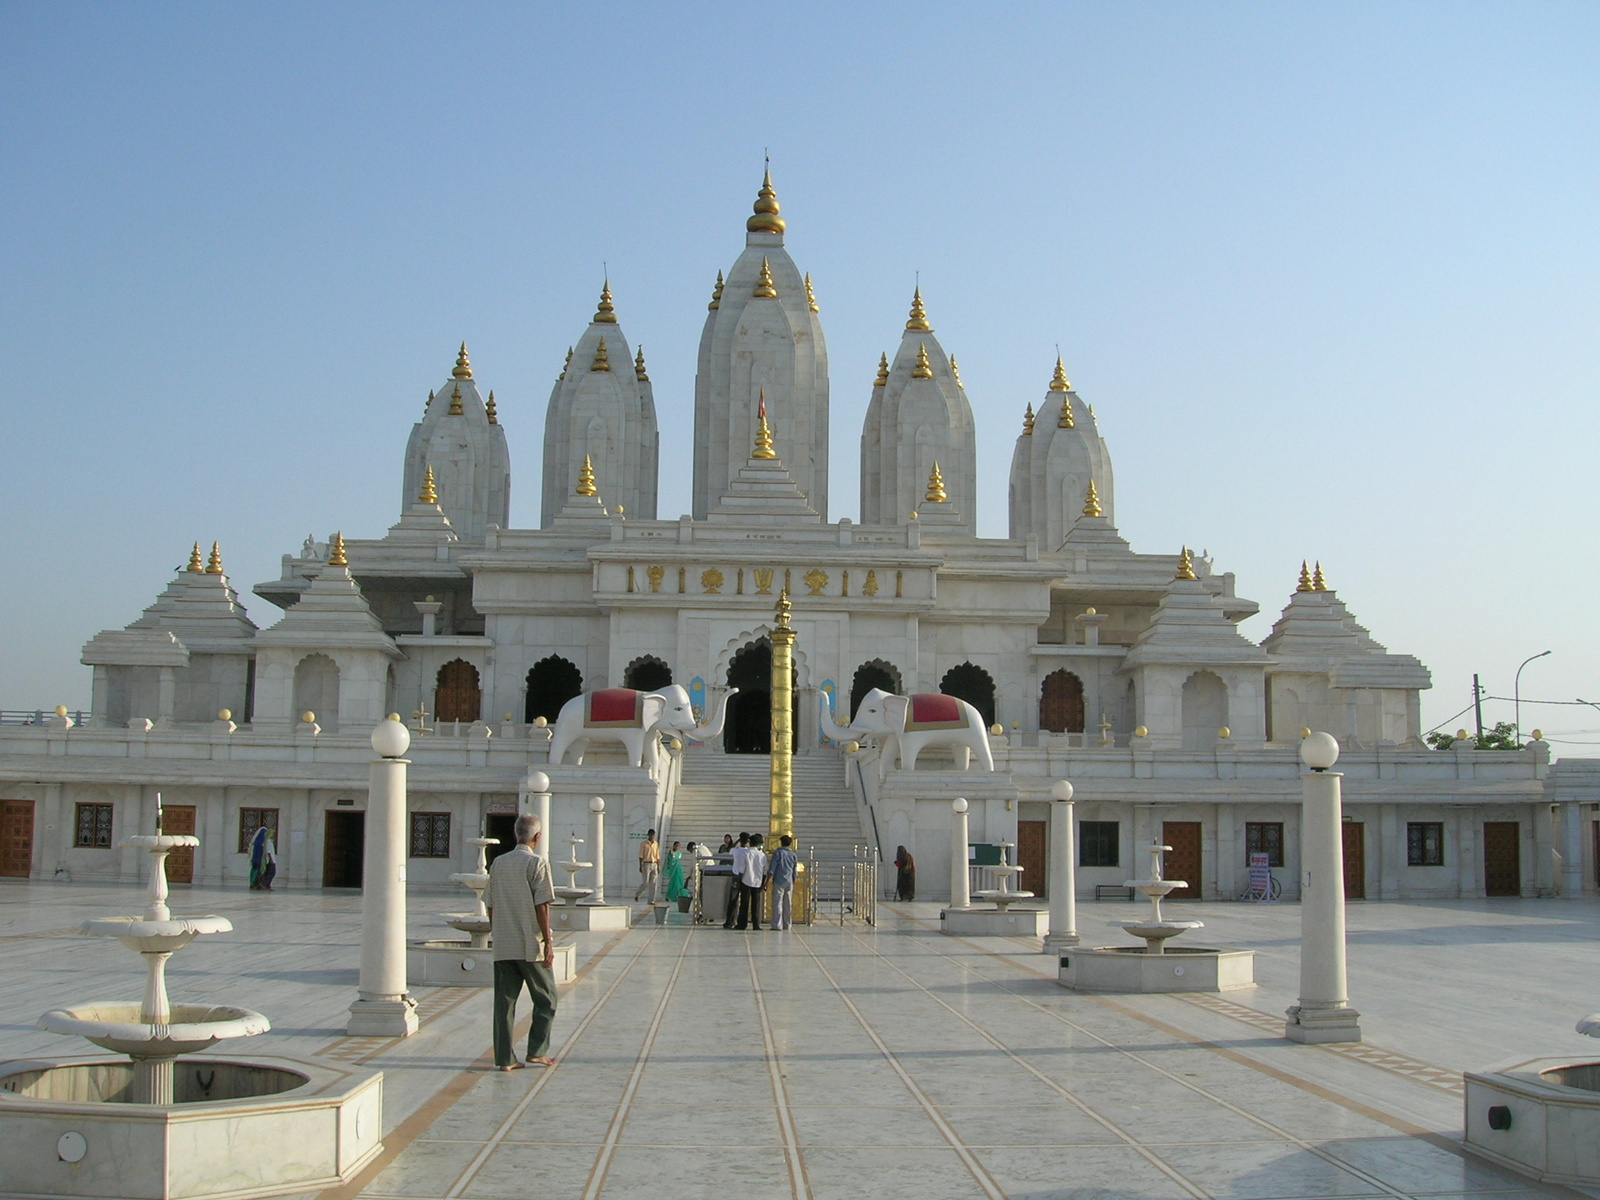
[249,825,277,891]
[663,840,687,903]
[894,845,915,901]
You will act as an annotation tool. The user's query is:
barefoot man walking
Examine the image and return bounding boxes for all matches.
[486,813,558,1070]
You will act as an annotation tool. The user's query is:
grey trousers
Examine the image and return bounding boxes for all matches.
[493,959,558,1067]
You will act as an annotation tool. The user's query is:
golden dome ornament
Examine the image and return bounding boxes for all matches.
[805,273,818,313]
[754,256,778,299]
[708,270,724,311]
[591,338,611,372]
[925,462,948,504]
[1296,561,1314,593]
[419,465,438,505]
[206,541,224,574]
[747,166,786,235]
[634,346,648,382]
[448,383,464,415]
[874,352,889,388]
[453,342,472,379]
[187,542,204,573]
[905,287,931,333]
[576,455,598,497]
[593,280,617,324]
[912,343,933,379]
[1049,354,1070,393]
[752,390,776,460]
[485,391,498,424]
[1175,546,1196,581]
[1022,403,1035,435]
[1082,481,1102,518]
[329,532,348,568]
[1312,562,1328,591]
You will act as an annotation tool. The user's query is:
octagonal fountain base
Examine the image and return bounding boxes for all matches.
[1464,1058,1600,1185]
[0,1053,382,1200]
[941,906,1048,937]
[1057,945,1256,993]
[550,903,631,933]
[407,940,576,987]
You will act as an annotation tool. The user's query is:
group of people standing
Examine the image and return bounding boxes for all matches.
[717,831,799,931]
[634,830,713,907]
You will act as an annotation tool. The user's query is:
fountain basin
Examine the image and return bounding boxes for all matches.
[1465,1057,1600,1185]
[38,1004,270,1058]
[941,906,1048,937]
[406,940,577,987]
[0,1053,382,1200]
[551,903,631,932]
[1058,945,1256,993]
[1118,919,1205,951]
[83,915,234,954]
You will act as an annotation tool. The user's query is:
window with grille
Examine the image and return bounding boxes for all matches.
[1407,822,1444,866]
[74,803,114,848]
[1079,821,1120,868]
[238,808,280,854]
[410,812,451,858]
[1245,822,1285,868]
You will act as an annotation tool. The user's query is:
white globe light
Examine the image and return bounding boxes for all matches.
[952,797,968,814]
[1051,779,1075,802]
[589,795,606,813]
[526,771,550,794]
[1300,731,1340,771]
[371,714,411,759]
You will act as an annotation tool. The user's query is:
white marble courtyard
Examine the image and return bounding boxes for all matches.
[3,882,1598,1200]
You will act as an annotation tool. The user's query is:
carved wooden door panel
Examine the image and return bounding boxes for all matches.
[1483,822,1521,897]
[435,660,482,724]
[1342,822,1365,899]
[1162,821,1203,900]
[1017,820,1048,899]
[1039,671,1086,734]
[0,800,33,877]
[163,805,196,884]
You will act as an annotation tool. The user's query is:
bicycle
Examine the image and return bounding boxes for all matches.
[1239,873,1282,902]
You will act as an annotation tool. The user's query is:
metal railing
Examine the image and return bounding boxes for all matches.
[807,846,878,926]
[0,710,89,727]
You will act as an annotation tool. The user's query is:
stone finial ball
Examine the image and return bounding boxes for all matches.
[534,716,548,728]
[1299,727,1312,739]
[1218,726,1231,739]
[844,740,860,754]
[301,711,316,724]
[989,724,1004,736]
[1300,731,1340,770]
[55,705,68,717]
[1051,779,1075,802]
[669,738,683,751]
[371,713,411,758]
[218,709,231,721]
[1134,725,1149,739]
[589,796,606,813]
[952,797,968,814]
[1456,728,1470,741]
[526,771,550,793]
[1531,729,1543,741]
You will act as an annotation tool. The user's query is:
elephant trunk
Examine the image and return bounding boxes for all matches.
[696,687,739,739]
[819,691,856,744]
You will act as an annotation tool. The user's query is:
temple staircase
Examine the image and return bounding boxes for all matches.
[666,751,871,862]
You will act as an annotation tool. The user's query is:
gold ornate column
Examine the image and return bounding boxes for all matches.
[769,589,796,848]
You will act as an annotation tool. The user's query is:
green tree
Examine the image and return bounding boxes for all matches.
[1426,721,1524,751]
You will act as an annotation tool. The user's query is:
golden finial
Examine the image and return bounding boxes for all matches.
[1175,546,1196,581]
[874,352,889,387]
[576,455,598,497]
[906,286,931,332]
[206,541,224,574]
[420,465,438,505]
[1296,561,1314,593]
[453,342,472,379]
[593,280,617,324]
[925,461,948,503]
[753,256,778,299]
[187,542,204,573]
[708,270,724,311]
[448,382,464,415]
[1083,481,1102,518]
[775,587,792,627]
[949,356,963,387]
[1313,561,1328,591]
[425,388,434,413]
[485,390,498,424]
[558,346,572,380]
[1058,394,1075,429]
[1049,354,1070,392]
[591,337,611,372]
[1022,403,1035,435]
[747,166,786,234]
[329,532,348,568]
[804,272,818,312]
[634,345,648,381]
[752,390,776,459]
[912,343,933,379]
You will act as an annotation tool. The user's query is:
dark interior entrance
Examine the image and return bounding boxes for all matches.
[163,805,196,884]
[323,810,365,888]
[486,813,518,867]
[0,800,34,878]
[1342,822,1366,899]
[526,656,583,725]
[725,639,796,754]
[1163,821,1203,900]
[1484,821,1521,897]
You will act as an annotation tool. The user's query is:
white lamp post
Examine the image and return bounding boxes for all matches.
[1285,731,1361,1044]
[1043,779,1079,953]
[348,715,419,1037]
[586,796,607,905]
[950,797,971,908]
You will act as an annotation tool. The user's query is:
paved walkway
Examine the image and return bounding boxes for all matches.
[3,882,1598,1198]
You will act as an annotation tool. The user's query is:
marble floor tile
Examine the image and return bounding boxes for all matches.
[502,1101,617,1144]
[790,1103,950,1148]
[364,1138,484,1198]
[458,1142,597,1199]
[940,1103,1138,1148]
[1317,1136,1532,1194]
[1152,1141,1393,1198]
[800,1146,998,1200]
[975,1144,1219,1200]
[616,1101,783,1147]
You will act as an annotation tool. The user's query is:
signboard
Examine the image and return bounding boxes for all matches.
[1248,852,1272,899]
[969,843,1003,867]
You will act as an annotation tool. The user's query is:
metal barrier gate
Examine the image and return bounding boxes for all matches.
[806,846,879,926]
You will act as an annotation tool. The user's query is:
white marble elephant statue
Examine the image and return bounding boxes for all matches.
[549,684,737,767]
[820,688,994,775]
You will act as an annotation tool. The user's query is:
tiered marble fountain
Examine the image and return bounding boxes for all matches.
[970,841,1033,912]
[1058,839,1254,994]
[0,825,382,1200]
[408,835,499,984]
[442,835,500,949]
[554,834,596,906]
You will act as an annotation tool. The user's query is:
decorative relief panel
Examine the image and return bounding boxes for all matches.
[804,568,828,596]
[753,568,774,595]
[647,565,664,593]
[701,568,725,594]
[864,569,879,597]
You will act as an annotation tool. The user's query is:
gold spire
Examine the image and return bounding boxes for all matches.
[206,541,224,574]
[420,465,438,505]
[453,342,472,379]
[775,586,792,627]
[593,280,617,324]
[1312,561,1328,591]
[187,542,204,573]
[591,337,611,372]
[1296,561,1314,593]
[753,256,778,298]
[747,166,786,234]
[874,352,889,387]
[708,270,724,310]
[634,345,648,381]
[1023,403,1035,435]
[485,390,498,424]
[425,388,434,413]
[1083,481,1102,518]
[329,532,348,568]
[448,382,464,415]
[576,455,598,497]
[558,346,572,380]
[1049,354,1070,392]
[1058,394,1074,429]
[804,272,818,312]
[752,390,776,459]
[925,461,948,503]
[1175,546,1196,581]
[905,286,931,332]
[912,343,933,379]
[949,355,963,387]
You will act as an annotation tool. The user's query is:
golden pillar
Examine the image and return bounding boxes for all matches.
[769,589,796,847]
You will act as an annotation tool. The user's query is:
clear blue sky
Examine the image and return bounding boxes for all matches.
[3,3,1596,744]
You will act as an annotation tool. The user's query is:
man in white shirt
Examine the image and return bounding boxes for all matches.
[736,833,769,930]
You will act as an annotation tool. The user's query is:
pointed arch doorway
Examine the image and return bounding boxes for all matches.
[724,638,796,754]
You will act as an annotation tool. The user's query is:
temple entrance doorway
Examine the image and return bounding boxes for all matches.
[1163,821,1202,900]
[0,800,34,878]
[1039,670,1086,734]
[435,659,482,723]
[1017,819,1047,899]
[724,639,796,754]
[323,810,364,888]
[486,813,517,868]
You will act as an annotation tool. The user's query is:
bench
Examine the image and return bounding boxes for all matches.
[1094,885,1136,901]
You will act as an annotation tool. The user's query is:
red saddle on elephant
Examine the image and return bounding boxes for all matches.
[585,688,644,728]
[904,693,969,732]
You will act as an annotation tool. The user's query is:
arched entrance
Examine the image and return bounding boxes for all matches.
[850,659,902,721]
[724,639,796,754]
[1039,669,1085,733]
[293,653,340,732]
[940,661,996,729]
[623,655,673,692]
[1181,670,1228,750]
[526,656,583,724]
[435,659,482,723]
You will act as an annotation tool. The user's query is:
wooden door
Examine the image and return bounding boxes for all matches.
[1163,821,1203,900]
[435,659,482,724]
[1484,822,1521,897]
[0,800,34,878]
[1342,822,1365,899]
[1017,820,1047,899]
[1039,671,1086,734]
[323,811,365,888]
[163,805,197,884]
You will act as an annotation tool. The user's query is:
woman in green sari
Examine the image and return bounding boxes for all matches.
[663,840,687,903]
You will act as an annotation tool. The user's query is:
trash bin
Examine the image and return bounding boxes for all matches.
[677,894,692,913]
[653,903,668,926]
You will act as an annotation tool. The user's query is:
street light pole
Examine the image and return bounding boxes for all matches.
[1514,651,1552,745]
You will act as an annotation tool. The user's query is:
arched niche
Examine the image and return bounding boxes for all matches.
[1039,669,1086,734]
[623,655,673,692]
[293,653,340,732]
[1181,670,1229,750]
[526,656,583,724]
[940,661,996,728]
[850,659,903,721]
[435,659,482,723]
